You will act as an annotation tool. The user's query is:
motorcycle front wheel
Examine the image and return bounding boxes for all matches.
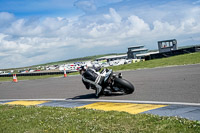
[113,78,134,94]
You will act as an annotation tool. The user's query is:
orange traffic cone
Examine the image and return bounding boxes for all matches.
[13,74,18,83]
[64,69,67,78]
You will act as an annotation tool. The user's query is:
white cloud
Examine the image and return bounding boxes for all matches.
[108,8,122,23]
[152,21,176,34]
[0,12,15,24]
[74,0,96,13]
[1,1,200,69]
[125,15,150,36]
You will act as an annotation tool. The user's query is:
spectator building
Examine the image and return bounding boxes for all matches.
[158,39,177,53]
[96,45,149,62]
[95,54,127,62]
[127,45,148,59]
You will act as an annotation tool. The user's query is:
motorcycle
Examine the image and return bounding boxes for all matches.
[88,68,135,97]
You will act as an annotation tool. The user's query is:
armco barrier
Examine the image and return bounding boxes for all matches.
[0,71,74,77]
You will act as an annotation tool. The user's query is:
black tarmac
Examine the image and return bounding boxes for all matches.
[0,64,200,103]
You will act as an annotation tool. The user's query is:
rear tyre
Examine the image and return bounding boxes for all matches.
[113,78,134,94]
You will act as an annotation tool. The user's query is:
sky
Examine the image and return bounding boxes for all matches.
[0,0,200,69]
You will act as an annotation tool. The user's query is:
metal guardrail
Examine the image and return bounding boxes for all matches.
[0,71,74,77]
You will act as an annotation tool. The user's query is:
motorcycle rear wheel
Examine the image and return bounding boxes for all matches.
[113,78,134,94]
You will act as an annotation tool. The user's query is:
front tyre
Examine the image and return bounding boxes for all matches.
[113,78,134,94]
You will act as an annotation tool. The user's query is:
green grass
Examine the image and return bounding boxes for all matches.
[109,52,200,71]
[0,105,199,133]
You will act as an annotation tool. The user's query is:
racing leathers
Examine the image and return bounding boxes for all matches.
[81,68,106,97]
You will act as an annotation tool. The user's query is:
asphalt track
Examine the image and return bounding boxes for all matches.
[0,64,200,121]
[0,64,200,103]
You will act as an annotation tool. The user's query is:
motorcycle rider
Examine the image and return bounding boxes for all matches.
[79,65,108,97]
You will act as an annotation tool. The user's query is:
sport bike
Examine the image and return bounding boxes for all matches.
[90,69,135,97]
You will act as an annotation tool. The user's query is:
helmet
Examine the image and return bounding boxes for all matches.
[86,63,93,68]
[79,66,86,75]
[79,66,86,71]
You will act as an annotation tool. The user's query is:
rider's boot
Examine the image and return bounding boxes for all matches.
[95,86,103,97]
[95,75,105,97]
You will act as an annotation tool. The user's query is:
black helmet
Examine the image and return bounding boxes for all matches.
[79,66,86,71]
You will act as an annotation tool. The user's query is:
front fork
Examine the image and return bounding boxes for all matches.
[109,73,122,92]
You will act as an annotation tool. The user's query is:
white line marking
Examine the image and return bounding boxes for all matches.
[0,99,200,106]
[67,99,200,106]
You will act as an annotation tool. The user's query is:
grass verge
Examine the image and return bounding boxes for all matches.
[0,104,199,133]
[109,52,200,71]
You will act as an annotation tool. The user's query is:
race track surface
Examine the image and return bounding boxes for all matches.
[0,64,200,103]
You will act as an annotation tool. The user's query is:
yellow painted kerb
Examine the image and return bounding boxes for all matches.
[4,100,49,106]
[78,102,167,114]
